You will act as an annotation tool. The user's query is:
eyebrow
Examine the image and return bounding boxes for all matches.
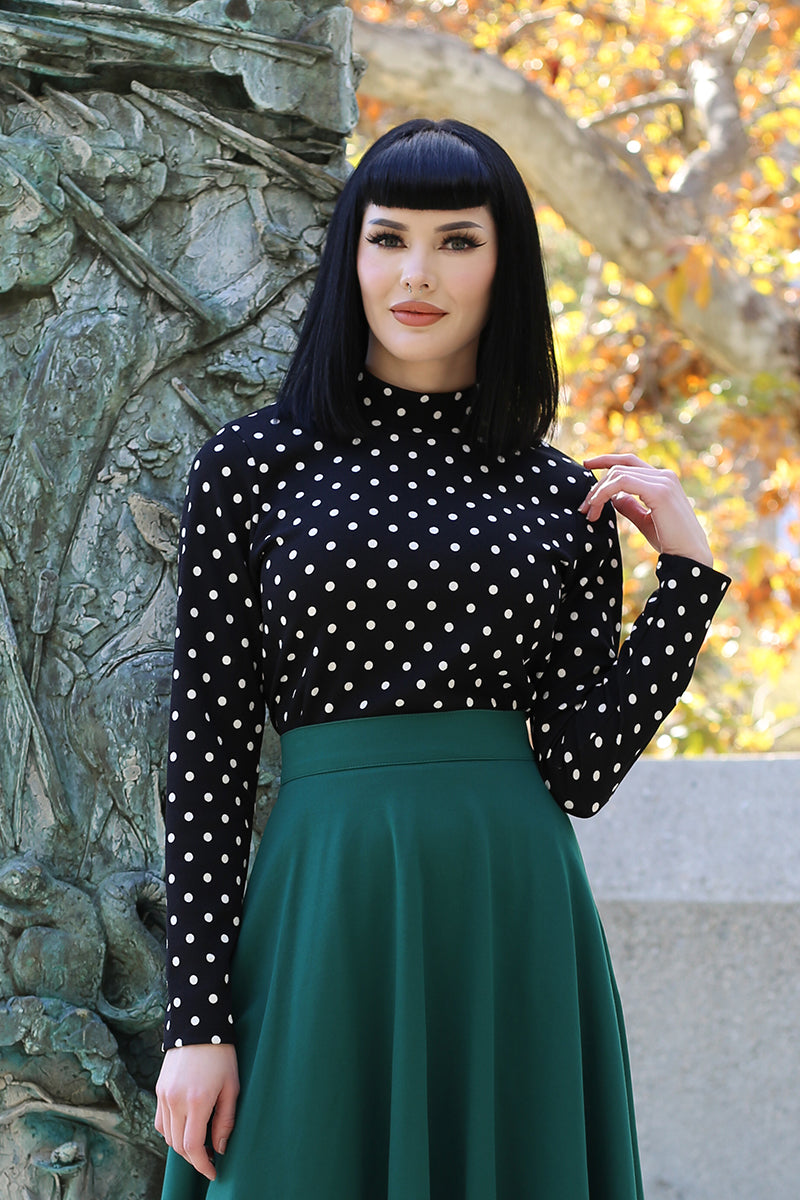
[366,218,485,232]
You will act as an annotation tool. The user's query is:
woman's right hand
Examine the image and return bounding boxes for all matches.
[155,1043,240,1181]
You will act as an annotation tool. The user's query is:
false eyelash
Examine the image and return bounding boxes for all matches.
[365,231,485,249]
[441,232,486,248]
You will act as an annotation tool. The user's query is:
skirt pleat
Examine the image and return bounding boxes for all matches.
[160,709,644,1200]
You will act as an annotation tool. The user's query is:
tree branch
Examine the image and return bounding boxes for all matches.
[496,9,559,56]
[667,50,749,207]
[578,89,688,128]
[353,15,800,384]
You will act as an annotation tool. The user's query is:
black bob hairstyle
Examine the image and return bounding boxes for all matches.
[274,119,559,456]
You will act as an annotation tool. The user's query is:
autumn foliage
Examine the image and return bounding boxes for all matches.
[353,0,800,753]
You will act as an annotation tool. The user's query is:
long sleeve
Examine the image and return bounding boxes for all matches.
[528,503,731,817]
[163,425,266,1049]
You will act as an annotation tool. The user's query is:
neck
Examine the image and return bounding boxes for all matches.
[364,343,477,395]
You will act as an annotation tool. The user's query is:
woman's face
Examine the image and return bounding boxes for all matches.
[356,204,497,393]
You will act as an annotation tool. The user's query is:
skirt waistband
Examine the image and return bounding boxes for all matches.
[279,709,533,784]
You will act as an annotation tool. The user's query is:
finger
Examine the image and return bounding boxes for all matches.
[168,1109,185,1161]
[182,1108,217,1182]
[579,469,673,517]
[581,490,667,527]
[154,1096,169,1147]
[210,1077,239,1156]
[610,493,658,540]
[156,1090,177,1153]
[583,453,648,470]
[584,465,673,493]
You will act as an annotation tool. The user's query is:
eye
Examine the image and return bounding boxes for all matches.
[442,233,484,251]
[365,231,404,248]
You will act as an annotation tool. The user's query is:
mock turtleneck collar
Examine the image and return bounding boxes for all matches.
[358,369,477,431]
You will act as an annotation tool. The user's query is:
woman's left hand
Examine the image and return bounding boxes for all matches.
[580,453,713,567]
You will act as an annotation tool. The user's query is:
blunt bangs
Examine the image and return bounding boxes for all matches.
[357,126,492,213]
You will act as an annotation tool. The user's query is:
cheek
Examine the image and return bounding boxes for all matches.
[459,261,496,323]
[356,249,389,308]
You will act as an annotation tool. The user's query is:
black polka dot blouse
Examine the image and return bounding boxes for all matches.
[163,372,731,1048]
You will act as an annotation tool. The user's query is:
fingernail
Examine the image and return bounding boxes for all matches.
[218,1138,227,1155]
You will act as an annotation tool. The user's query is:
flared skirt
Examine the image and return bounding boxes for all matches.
[160,708,643,1199]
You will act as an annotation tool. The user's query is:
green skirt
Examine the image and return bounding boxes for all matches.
[160,709,643,1199]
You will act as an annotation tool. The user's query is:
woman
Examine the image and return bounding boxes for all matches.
[156,119,730,1199]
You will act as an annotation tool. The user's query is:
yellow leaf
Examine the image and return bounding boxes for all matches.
[682,243,714,308]
[695,262,713,309]
[549,280,577,304]
[633,282,656,306]
[758,155,786,189]
[664,265,687,316]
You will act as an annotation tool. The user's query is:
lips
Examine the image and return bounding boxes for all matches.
[391,301,446,314]
[390,300,447,327]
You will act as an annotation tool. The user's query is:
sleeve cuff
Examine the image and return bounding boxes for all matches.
[163,993,235,1050]
[656,553,731,611]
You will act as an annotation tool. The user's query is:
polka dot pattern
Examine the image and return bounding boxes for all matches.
[163,371,731,1047]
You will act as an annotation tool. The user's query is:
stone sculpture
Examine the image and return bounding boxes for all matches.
[0,3,359,1194]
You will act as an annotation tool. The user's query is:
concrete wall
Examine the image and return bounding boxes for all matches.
[573,756,800,1200]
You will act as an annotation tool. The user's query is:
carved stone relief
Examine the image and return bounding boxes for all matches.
[0,2,358,1194]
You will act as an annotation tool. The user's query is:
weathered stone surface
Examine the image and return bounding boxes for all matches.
[0,2,353,1194]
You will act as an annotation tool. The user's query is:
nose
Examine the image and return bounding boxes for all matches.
[400,248,435,293]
